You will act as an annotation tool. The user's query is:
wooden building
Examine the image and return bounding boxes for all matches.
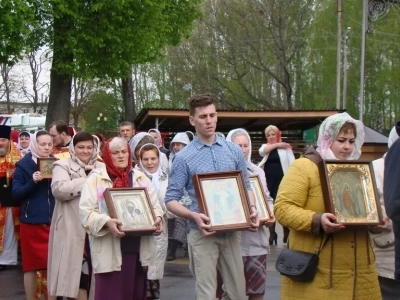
[360,126,388,161]
[135,108,389,162]
[134,108,341,162]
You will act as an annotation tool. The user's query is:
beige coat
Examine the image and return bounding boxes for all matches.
[47,158,105,298]
[79,167,163,274]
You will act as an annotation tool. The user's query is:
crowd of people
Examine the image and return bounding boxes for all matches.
[0,93,398,300]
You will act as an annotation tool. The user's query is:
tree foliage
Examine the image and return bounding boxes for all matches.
[133,0,317,110]
[82,91,123,135]
[0,0,39,65]
[132,0,400,133]
[1,0,202,126]
[4,0,400,134]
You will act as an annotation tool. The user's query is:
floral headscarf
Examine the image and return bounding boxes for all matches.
[148,128,162,148]
[69,134,100,170]
[102,137,132,188]
[316,112,364,160]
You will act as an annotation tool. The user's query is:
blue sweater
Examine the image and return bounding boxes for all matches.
[12,153,55,224]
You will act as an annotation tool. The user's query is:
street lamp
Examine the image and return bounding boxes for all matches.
[359,0,400,121]
[97,113,107,122]
[97,113,108,134]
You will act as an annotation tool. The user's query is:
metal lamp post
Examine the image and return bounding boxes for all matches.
[359,0,400,122]
[97,113,108,134]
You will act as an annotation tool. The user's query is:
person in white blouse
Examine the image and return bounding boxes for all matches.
[258,125,295,245]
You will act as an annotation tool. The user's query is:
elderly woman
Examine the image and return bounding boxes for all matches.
[258,125,295,245]
[48,132,104,300]
[137,143,168,300]
[166,132,191,261]
[274,112,381,299]
[225,128,275,300]
[12,130,56,300]
[79,137,163,300]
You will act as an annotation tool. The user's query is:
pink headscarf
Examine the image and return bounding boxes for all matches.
[29,131,52,163]
[148,128,162,148]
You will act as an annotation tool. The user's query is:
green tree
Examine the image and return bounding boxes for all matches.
[0,0,38,64]
[45,0,201,128]
[82,91,123,136]
[135,0,318,110]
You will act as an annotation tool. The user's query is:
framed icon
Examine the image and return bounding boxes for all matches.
[192,170,252,231]
[249,175,272,223]
[319,160,383,225]
[103,187,157,235]
[37,157,57,179]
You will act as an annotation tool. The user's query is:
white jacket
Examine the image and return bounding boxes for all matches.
[257,144,295,174]
[79,167,163,274]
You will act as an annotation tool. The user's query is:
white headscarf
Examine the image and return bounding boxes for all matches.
[69,134,100,170]
[17,131,31,151]
[388,125,399,148]
[169,132,190,171]
[138,143,165,190]
[316,112,364,160]
[226,128,252,165]
[129,132,154,162]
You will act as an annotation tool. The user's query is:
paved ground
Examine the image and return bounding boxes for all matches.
[0,225,286,300]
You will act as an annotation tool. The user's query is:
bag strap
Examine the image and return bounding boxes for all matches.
[317,233,332,256]
[287,233,332,256]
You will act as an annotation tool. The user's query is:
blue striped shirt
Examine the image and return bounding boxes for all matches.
[165,135,251,230]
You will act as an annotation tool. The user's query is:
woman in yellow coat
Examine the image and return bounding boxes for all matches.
[274,112,381,300]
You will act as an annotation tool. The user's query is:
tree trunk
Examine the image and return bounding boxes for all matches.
[5,78,11,114]
[1,64,12,114]
[73,111,79,129]
[121,69,136,122]
[45,14,73,128]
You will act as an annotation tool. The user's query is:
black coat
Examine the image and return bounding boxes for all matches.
[383,122,400,280]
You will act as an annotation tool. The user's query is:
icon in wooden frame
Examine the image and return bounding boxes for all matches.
[249,175,272,223]
[37,157,57,179]
[319,160,383,225]
[103,187,157,235]
[192,170,252,231]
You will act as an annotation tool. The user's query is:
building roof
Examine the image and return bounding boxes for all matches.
[135,108,343,132]
[364,125,388,144]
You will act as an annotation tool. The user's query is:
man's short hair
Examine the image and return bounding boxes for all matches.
[119,121,135,130]
[189,94,214,116]
[49,120,69,135]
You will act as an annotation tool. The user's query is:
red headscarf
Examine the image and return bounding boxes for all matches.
[276,130,282,143]
[102,138,132,188]
[10,130,20,143]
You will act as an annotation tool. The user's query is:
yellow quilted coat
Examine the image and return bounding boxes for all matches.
[274,151,381,300]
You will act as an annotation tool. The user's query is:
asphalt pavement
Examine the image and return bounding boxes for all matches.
[0,225,285,300]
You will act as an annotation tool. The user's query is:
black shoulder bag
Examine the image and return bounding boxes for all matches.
[275,234,331,282]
